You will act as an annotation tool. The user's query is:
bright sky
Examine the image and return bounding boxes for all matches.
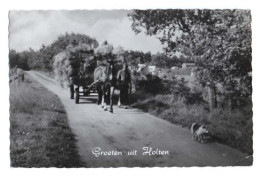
[9,10,163,53]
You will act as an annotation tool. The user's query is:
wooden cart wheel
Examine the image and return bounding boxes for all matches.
[75,87,79,104]
[70,84,74,99]
[83,87,90,96]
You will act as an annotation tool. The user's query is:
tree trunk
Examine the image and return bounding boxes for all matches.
[208,84,217,112]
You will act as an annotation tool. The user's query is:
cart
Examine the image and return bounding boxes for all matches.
[70,78,99,104]
[67,49,98,104]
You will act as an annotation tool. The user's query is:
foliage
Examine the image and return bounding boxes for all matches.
[122,50,152,67]
[209,106,253,154]
[9,33,99,72]
[134,73,204,105]
[9,50,19,68]
[9,49,30,70]
[128,9,252,109]
[131,93,252,154]
[136,75,169,95]
[150,52,180,68]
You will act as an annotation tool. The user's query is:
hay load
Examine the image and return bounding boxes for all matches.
[95,41,114,65]
[53,40,125,88]
[95,42,125,68]
[53,43,96,87]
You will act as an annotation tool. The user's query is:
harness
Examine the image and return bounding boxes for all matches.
[106,65,117,86]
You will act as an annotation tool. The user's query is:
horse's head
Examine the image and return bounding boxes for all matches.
[106,60,114,80]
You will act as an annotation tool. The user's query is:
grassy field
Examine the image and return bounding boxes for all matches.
[131,93,253,155]
[9,73,85,167]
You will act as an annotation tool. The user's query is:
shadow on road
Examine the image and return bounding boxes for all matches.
[113,111,145,115]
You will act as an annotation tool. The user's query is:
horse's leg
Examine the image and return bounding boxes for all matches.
[21,73,24,82]
[101,95,105,108]
[109,86,115,113]
[100,84,105,108]
[97,85,102,105]
[120,84,126,107]
[98,90,102,105]
[75,86,80,104]
[103,84,108,110]
[118,91,121,107]
[125,84,130,107]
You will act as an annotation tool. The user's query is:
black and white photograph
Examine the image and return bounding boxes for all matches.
[8,8,253,168]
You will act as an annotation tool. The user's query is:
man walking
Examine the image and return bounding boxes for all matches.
[117,62,132,108]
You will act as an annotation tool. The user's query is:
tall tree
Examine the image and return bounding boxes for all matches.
[129,9,252,110]
[9,49,20,68]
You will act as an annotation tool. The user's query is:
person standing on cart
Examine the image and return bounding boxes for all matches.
[117,62,132,108]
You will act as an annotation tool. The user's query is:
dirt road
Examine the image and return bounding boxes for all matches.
[27,71,252,167]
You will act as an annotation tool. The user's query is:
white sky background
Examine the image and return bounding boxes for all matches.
[9,10,163,53]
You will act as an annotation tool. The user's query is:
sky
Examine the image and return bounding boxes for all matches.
[9,10,163,54]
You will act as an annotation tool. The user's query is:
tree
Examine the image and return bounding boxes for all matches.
[9,49,20,68]
[9,49,31,70]
[129,9,252,110]
[122,50,151,67]
[151,52,180,68]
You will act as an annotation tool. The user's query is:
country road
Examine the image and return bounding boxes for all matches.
[27,71,252,167]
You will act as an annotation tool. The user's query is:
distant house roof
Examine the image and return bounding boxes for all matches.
[148,66,156,72]
[137,64,146,72]
[171,66,179,70]
[182,63,196,66]
[148,65,156,69]
[138,64,146,67]
[182,63,196,69]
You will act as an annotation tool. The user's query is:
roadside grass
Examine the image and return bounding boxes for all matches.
[9,73,85,167]
[131,93,253,155]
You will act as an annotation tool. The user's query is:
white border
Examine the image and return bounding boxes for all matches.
[1,0,259,176]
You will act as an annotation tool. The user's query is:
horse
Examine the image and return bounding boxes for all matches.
[94,60,117,113]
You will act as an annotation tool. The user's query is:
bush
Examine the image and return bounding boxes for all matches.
[132,94,172,114]
[131,93,253,154]
[132,95,208,127]
[136,75,170,95]
[130,70,252,154]
[134,75,205,105]
[209,107,253,154]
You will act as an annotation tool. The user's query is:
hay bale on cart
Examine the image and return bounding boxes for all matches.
[53,43,97,103]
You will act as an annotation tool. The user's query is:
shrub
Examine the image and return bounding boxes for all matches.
[134,75,205,105]
[131,93,253,154]
[135,75,170,95]
[209,107,253,154]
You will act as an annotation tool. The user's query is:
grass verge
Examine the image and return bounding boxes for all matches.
[131,93,253,155]
[9,73,85,167]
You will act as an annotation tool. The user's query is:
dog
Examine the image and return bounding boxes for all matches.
[191,123,209,143]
